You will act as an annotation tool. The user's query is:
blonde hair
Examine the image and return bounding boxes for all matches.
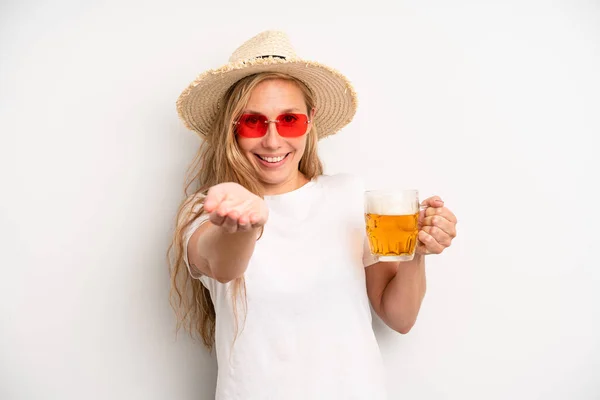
[168,72,323,349]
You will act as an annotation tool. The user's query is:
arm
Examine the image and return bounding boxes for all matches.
[365,256,426,334]
[187,223,259,283]
[186,182,269,283]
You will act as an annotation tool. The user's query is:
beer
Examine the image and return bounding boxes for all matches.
[364,190,420,262]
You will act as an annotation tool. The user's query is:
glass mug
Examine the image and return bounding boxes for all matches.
[364,190,422,262]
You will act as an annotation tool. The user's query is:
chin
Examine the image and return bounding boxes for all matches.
[258,170,290,185]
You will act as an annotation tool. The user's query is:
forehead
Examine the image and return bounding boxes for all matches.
[245,79,307,113]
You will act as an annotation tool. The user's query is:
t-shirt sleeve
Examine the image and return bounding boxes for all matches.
[183,212,210,279]
[179,194,210,280]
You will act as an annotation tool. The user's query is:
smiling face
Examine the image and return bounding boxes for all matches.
[235,79,315,195]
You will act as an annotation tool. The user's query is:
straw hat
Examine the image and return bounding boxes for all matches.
[176,30,358,139]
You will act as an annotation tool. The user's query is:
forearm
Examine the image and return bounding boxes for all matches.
[190,222,259,283]
[380,255,427,333]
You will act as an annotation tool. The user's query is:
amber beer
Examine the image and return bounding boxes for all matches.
[364,190,420,262]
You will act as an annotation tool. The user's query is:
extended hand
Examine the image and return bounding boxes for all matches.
[203,183,269,234]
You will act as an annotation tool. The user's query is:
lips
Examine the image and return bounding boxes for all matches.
[254,153,290,168]
[258,154,286,163]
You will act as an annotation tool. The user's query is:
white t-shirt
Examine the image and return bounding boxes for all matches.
[183,174,387,400]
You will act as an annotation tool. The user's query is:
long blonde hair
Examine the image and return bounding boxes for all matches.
[168,72,324,349]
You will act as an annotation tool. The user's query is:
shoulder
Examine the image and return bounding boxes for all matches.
[314,173,366,211]
[177,191,207,227]
[316,173,366,192]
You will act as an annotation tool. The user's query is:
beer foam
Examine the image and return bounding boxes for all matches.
[365,192,419,215]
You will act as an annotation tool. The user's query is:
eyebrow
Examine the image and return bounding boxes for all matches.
[243,108,304,114]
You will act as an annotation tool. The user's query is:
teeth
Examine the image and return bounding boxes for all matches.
[259,155,285,163]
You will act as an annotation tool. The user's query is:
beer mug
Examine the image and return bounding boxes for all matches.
[364,190,421,262]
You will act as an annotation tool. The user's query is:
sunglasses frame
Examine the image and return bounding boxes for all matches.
[233,113,312,138]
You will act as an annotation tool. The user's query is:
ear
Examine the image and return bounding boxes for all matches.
[305,107,317,137]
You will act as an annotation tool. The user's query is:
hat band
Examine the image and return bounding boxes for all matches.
[257,55,286,60]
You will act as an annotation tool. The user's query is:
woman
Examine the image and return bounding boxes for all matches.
[169,31,457,399]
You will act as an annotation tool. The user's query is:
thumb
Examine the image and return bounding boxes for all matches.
[204,185,227,212]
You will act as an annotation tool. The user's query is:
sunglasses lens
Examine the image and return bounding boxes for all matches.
[235,113,309,138]
[237,114,267,138]
[277,113,308,137]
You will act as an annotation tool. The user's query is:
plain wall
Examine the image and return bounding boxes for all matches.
[1,0,598,399]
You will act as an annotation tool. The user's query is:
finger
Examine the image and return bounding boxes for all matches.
[237,222,252,232]
[420,215,457,238]
[237,211,250,226]
[215,199,230,217]
[249,212,267,228]
[418,230,445,254]
[236,210,253,231]
[209,211,226,226]
[237,220,253,232]
[421,196,444,208]
[425,205,449,218]
[421,225,452,248]
[249,212,259,226]
[418,208,426,226]
[424,207,457,224]
[443,208,457,224]
[221,212,240,233]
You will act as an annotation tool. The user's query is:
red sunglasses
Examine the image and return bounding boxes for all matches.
[234,113,311,138]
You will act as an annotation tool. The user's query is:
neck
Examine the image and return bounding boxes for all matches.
[262,171,309,196]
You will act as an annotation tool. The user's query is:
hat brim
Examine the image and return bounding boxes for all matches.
[176,56,357,139]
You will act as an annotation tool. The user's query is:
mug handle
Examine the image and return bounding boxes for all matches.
[418,202,431,255]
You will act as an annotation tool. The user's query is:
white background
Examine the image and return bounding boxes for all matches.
[1,0,599,399]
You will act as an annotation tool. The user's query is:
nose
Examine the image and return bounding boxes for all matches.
[261,121,283,149]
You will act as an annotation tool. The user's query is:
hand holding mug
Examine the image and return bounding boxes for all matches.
[417,196,457,255]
